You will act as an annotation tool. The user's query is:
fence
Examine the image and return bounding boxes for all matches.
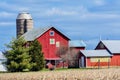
[46,59,120,69]
[82,59,120,69]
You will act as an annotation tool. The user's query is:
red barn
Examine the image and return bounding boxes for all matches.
[23,27,70,67]
[16,12,86,68]
[96,40,120,67]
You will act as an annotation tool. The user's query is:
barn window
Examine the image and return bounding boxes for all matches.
[50,31,54,36]
[50,38,55,44]
[56,41,60,47]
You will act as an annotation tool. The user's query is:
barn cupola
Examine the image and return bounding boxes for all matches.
[16,12,33,38]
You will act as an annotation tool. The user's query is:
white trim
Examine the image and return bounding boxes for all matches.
[86,57,87,68]
[50,31,54,36]
[50,38,55,44]
[56,41,60,47]
[81,56,84,67]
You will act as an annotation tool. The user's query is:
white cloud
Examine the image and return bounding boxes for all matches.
[82,13,120,20]
[43,5,88,17]
[0,1,29,12]
[45,7,78,16]
[0,12,16,18]
[17,7,30,12]
[0,0,120,50]
[41,4,120,22]
[0,22,15,26]
[93,0,106,6]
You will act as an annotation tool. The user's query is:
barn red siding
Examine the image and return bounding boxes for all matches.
[74,47,85,51]
[86,55,120,67]
[37,28,69,59]
[86,58,109,68]
[110,54,120,66]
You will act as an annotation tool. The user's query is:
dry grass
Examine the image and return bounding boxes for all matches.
[0,68,120,80]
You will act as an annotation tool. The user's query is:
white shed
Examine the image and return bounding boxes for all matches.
[0,51,7,71]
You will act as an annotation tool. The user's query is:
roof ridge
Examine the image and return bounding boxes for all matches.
[22,26,70,41]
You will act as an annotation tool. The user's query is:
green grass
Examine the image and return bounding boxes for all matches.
[42,67,95,71]
[0,67,110,73]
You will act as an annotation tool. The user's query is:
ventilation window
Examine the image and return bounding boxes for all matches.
[50,31,54,36]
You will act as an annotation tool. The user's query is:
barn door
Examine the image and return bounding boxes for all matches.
[81,56,85,67]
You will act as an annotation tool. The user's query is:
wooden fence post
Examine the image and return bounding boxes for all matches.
[108,59,110,68]
[98,59,100,69]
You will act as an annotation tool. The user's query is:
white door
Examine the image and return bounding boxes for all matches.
[81,56,85,67]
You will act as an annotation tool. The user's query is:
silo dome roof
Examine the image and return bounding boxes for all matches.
[17,12,32,19]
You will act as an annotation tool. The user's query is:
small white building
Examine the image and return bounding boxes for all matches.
[0,51,7,71]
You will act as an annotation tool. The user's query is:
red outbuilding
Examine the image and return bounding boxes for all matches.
[79,40,120,68]
[96,40,120,67]
[79,50,111,68]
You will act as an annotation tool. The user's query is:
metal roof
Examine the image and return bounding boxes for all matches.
[17,12,32,19]
[80,50,112,57]
[22,27,70,41]
[101,40,120,54]
[69,40,86,47]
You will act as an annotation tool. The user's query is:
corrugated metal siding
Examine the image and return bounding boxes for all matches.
[69,40,86,47]
[97,40,120,54]
[80,50,112,57]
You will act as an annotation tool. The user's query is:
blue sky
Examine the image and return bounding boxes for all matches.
[1,0,120,51]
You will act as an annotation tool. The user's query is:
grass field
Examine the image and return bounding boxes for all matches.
[0,68,120,80]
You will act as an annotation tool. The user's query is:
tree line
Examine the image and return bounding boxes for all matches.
[3,37,80,72]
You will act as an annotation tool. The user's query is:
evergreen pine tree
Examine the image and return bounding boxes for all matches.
[5,37,32,72]
[29,40,45,71]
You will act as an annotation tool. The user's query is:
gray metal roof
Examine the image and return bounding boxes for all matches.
[80,50,112,57]
[101,40,120,54]
[22,27,70,41]
[69,40,86,47]
[22,27,50,41]
[17,12,32,19]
